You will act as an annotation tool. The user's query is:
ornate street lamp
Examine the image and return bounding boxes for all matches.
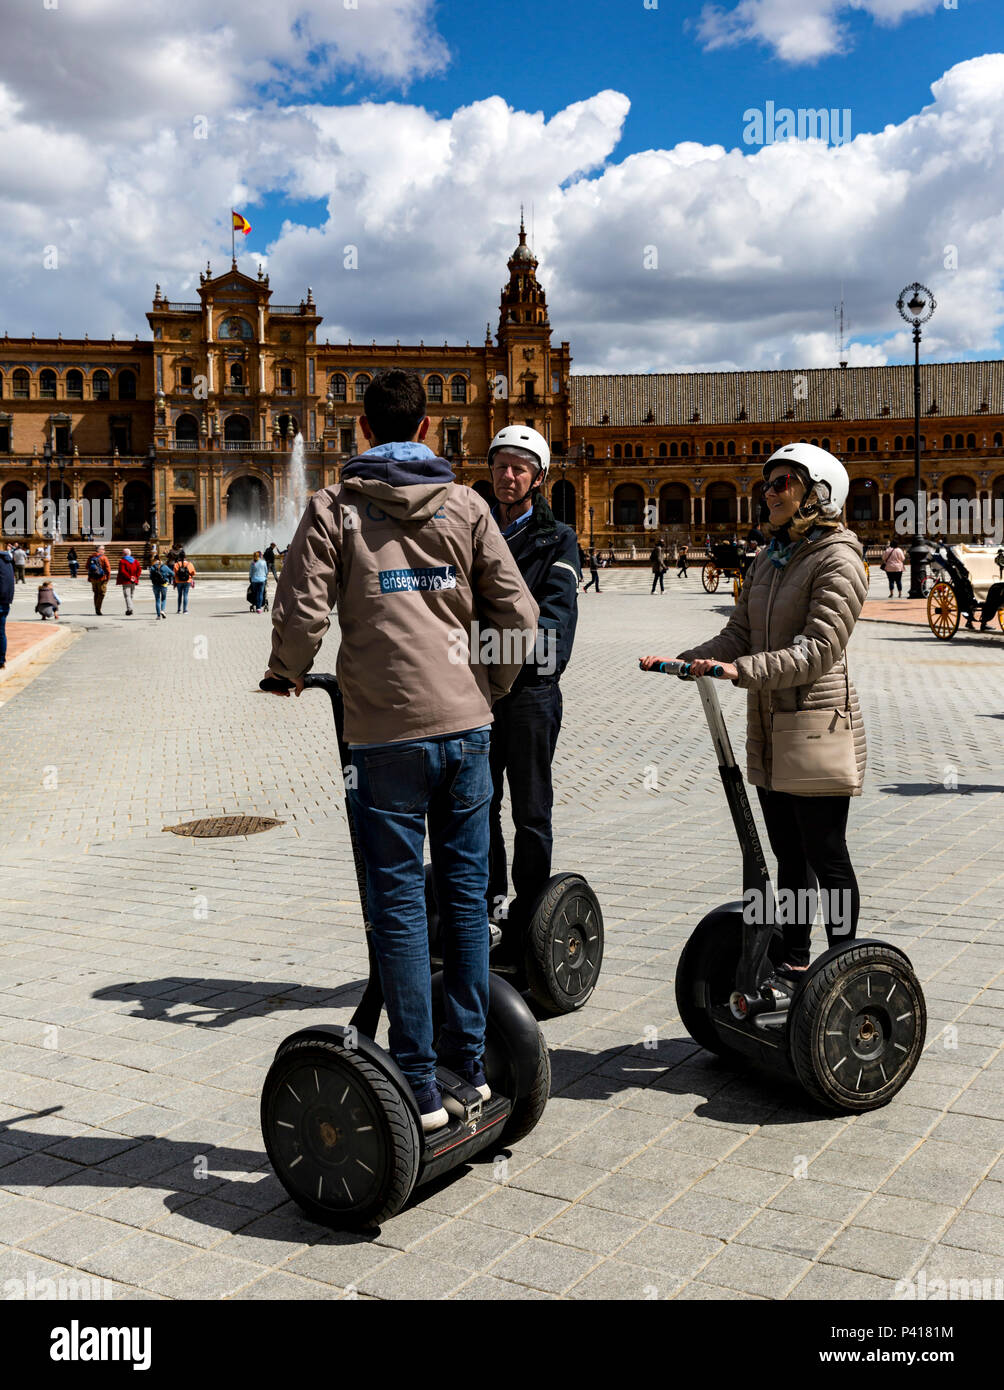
[43,439,52,540]
[897,282,936,597]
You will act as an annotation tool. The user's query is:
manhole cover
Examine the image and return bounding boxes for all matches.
[164,815,285,838]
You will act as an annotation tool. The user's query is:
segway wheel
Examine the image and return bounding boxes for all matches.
[788,944,926,1113]
[524,874,604,1015]
[675,908,781,1059]
[261,1037,420,1230]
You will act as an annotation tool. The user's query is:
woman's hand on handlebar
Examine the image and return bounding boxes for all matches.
[639,655,671,670]
[688,658,738,680]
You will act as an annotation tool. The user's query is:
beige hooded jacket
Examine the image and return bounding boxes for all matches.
[679,527,868,793]
[269,463,539,746]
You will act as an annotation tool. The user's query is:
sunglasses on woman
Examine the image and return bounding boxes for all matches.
[764,473,799,495]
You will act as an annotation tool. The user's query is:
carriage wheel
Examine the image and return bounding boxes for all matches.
[927,582,959,640]
[999,607,1004,633]
[732,577,741,604]
[702,564,720,593]
[863,560,870,582]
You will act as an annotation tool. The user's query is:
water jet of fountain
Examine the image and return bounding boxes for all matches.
[188,432,313,562]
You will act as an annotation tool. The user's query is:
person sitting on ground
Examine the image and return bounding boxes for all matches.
[35,580,61,621]
[264,368,537,1134]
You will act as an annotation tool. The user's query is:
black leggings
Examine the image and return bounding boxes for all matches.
[755,788,860,966]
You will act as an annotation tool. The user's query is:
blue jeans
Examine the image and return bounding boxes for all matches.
[152,584,167,615]
[349,727,492,1091]
[250,579,266,608]
[176,582,190,612]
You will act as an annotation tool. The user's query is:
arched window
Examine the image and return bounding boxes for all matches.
[175,413,199,445]
[894,436,903,451]
[450,375,467,404]
[751,441,760,455]
[426,375,443,403]
[354,374,370,402]
[613,444,622,459]
[585,444,595,458]
[906,436,915,450]
[669,442,678,458]
[810,438,819,447]
[613,483,644,526]
[726,440,735,456]
[118,369,137,400]
[328,373,347,402]
[943,434,952,449]
[12,369,30,398]
[40,369,57,400]
[995,433,1003,448]
[705,441,713,456]
[869,437,878,452]
[658,442,667,457]
[66,369,83,399]
[715,441,724,456]
[624,443,632,459]
[846,438,856,452]
[955,434,964,450]
[680,442,688,457]
[229,362,243,386]
[93,370,110,400]
[966,433,976,449]
[822,439,831,451]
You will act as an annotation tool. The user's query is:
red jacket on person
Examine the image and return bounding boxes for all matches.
[117,556,143,585]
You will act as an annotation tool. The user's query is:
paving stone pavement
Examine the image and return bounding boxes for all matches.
[0,569,1002,1301]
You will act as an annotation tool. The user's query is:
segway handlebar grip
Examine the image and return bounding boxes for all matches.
[259,675,293,693]
[639,660,723,680]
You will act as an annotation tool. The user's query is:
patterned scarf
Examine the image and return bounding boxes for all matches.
[765,524,823,570]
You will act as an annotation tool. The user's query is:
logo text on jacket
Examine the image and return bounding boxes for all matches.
[378,566,457,593]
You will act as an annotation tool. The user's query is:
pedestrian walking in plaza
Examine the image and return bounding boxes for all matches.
[582,547,601,592]
[264,541,279,580]
[248,550,268,612]
[165,543,180,568]
[676,543,689,578]
[116,548,142,615]
[86,544,111,614]
[882,538,906,597]
[642,444,867,981]
[650,541,666,594]
[485,424,580,942]
[66,546,79,579]
[149,555,172,620]
[12,544,26,584]
[0,543,13,669]
[265,368,537,1134]
[173,551,195,612]
[34,580,61,620]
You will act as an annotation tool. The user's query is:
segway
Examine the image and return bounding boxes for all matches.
[258,674,550,1229]
[642,661,926,1112]
[425,852,603,1015]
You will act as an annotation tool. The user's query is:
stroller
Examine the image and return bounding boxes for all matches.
[246,581,270,613]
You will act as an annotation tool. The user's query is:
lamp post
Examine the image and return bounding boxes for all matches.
[148,443,158,541]
[57,455,66,541]
[588,504,594,550]
[897,282,936,597]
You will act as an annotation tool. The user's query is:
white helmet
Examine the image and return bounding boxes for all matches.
[762,442,848,518]
[487,424,550,481]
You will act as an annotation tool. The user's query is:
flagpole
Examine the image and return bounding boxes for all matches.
[231,211,235,266]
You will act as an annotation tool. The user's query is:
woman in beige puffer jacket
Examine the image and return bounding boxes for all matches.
[642,445,868,981]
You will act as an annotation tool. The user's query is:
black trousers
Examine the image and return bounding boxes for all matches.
[651,570,665,593]
[755,787,860,966]
[488,683,562,935]
[887,571,902,595]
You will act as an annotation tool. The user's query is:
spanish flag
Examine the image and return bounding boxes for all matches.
[232,211,251,236]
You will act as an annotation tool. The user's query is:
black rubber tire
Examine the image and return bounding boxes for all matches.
[496,1022,551,1148]
[261,1037,420,1230]
[675,910,783,1060]
[788,944,927,1112]
[524,874,604,1015]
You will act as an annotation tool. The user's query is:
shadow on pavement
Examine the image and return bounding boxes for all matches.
[92,976,365,1026]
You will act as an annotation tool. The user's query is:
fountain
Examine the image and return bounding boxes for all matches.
[188,433,314,570]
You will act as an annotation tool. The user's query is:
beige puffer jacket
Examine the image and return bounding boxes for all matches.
[679,527,868,794]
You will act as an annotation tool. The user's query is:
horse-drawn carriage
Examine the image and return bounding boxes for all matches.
[702,541,756,602]
[926,542,1004,639]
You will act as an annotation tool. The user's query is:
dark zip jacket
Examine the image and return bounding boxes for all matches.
[0,551,14,608]
[496,493,580,690]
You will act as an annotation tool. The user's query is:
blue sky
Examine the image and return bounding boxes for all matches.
[249,0,999,250]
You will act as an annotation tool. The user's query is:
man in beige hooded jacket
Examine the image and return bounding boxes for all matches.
[265,369,538,1132]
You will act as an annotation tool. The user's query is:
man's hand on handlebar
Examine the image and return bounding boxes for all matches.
[261,669,305,697]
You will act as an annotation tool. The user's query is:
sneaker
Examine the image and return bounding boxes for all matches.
[412,1081,448,1134]
[441,1059,491,1110]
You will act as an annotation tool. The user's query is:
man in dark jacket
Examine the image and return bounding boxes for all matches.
[0,544,14,668]
[485,425,580,950]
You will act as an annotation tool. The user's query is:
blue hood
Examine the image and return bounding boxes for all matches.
[342,447,455,488]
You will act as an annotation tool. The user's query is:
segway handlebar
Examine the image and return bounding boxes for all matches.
[641,660,724,680]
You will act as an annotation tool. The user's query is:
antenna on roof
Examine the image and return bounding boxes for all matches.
[834,287,849,367]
